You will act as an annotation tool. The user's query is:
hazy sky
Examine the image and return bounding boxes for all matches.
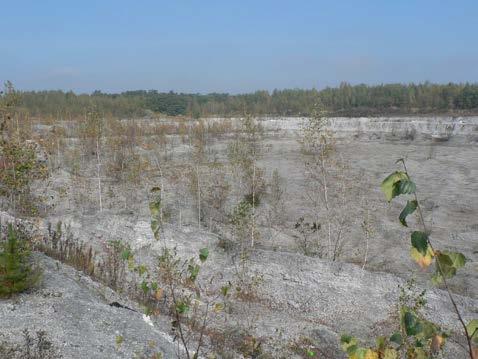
[1,0,477,93]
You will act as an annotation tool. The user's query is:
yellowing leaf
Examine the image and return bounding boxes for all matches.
[410,246,434,268]
[431,334,445,353]
[364,349,379,359]
[383,348,398,359]
[213,302,224,313]
[412,347,428,359]
[381,171,409,202]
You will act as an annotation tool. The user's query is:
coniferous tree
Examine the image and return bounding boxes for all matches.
[0,224,40,297]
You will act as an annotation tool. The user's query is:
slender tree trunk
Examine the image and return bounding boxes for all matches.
[96,138,103,212]
[57,139,60,168]
[320,156,332,259]
[362,209,370,271]
[197,165,201,228]
[159,167,164,224]
[152,156,164,224]
[251,161,256,248]
[12,161,16,214]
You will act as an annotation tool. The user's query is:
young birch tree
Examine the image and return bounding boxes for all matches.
[79,109,104,212]
[300,104,352,260]
[227,115,265,248]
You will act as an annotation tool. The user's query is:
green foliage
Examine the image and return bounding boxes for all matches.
[389,333,402,346]
[101,239,131,289]
[229,200,253,224]
[431,251,466,285]
[188,263,200,281]
[175,301,190,315]
[199,248,209,262]
[155,246,227,359]
[379,161,468,276]
[0,143,36,193]
[341,282,447,359]
[342,161,475,358]
[227,115,266,207]
[17,82,478,118]
[0,224,40,297]
[149,187,162,241]
[115,335,124,349]
[399,200,417,227]
[0,84,49,215]
[380,160,476,357]
[380,171,410,202]
[410,231,428,256]
[0,139,49,216]
[467,320,478,345]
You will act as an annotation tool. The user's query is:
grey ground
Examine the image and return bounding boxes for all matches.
[1,116,477,358]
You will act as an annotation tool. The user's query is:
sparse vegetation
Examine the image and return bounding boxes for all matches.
[0,329,60,359]
[300,104,354,260]
[341,160,477,358]
[0,83,476,358]
[0,83,48,216]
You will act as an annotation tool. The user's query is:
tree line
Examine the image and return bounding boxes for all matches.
[17,82,478,118]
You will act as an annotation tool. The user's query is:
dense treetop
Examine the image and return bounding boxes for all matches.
[17,82,478,118]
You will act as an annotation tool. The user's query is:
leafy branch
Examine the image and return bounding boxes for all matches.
[381,158,475,358]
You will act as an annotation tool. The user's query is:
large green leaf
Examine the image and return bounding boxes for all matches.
[381,171,409,202]
[432,251,466,284]
[389,332,402,345]
[417,319,439,340]
[446,251,466,268]
[399,200,417,226]
[397,180,416,195]
[411,231,428,256]
[199,248,209,262]
[402,309,422,336]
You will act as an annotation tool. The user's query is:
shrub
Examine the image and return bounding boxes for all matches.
[0,224,41,297]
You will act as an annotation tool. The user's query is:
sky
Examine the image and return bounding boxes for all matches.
[1,0,477,94]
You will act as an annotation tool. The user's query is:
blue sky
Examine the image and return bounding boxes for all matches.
[1,0,477,93]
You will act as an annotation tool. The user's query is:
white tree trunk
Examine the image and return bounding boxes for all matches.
[96,138,103,212]
[197,165,201,228]
[251,162,256,248]
[320,156,331,259]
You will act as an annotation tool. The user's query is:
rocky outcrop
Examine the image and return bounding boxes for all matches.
[258,116,478,143]
[2,213,474,357]
[0,253,177,359]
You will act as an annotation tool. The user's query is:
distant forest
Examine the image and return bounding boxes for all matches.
[18,82,478,118]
